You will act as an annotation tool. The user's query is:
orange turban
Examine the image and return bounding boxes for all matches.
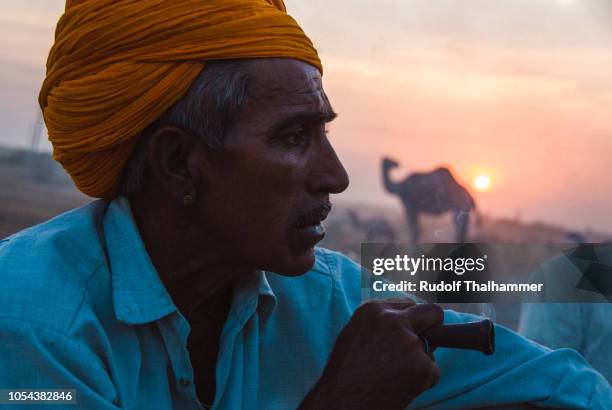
[39,0,321,198]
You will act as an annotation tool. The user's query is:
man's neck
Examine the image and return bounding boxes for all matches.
[127,195,253,318]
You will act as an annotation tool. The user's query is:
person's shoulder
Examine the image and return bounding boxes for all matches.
[310,247,361,285]
[529,244,612,301]
[0,200,109,271]
[265,247,362,300]
[0,200,110,333]
[311,247,361,278]
[312,247,363,306]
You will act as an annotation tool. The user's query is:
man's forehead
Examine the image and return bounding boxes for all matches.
[246,58,325,105]
[228,58,335,133]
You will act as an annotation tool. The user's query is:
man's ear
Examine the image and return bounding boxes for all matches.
[145,126,204,204]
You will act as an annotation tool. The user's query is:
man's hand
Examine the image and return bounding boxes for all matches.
[300,300,443,410]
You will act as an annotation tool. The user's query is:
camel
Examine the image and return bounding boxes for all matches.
[346,209,396,242]
[382,157,476,243]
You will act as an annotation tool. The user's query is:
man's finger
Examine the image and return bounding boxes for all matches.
[358,298,416,313]
[412,349,440,391]
[381,297,417,309]
[428,361,441,389]
[402,303,444,334]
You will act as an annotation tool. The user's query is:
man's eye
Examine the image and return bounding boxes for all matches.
[282,128,308,147]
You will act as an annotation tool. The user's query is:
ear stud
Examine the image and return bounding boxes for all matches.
[183,193,194,205]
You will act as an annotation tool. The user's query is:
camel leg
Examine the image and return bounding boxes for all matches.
[406,209,420,244]
[387,228,396,243]
[455,210,470,242]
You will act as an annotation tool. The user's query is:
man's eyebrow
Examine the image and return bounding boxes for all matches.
[269,109,338,133]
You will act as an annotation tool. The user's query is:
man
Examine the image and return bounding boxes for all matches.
[0,0,610,409]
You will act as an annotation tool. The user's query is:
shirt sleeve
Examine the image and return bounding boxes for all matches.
[518,257,587,353]
[0,318,120,409]
[410,310,611,409]
[519,303,583,351]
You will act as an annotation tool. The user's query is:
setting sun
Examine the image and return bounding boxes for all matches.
[474,175,491,192]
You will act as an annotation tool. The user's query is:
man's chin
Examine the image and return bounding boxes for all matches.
[279,224,325,274]
[269,246,317,277]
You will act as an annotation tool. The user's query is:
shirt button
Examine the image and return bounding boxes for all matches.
[179,377,191,386]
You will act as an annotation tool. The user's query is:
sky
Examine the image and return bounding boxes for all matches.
[1,0,611,232]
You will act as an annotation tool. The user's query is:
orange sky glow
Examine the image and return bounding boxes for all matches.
[1,0,611,232]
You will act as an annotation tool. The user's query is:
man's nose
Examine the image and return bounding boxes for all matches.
[308,136,350,195]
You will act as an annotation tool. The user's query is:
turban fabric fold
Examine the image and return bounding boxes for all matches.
[39,0,322,198]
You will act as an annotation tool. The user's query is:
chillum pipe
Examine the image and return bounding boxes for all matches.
[420,319,495,355]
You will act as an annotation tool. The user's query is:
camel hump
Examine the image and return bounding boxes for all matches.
[433,167,454,178]
[430,167,458,186]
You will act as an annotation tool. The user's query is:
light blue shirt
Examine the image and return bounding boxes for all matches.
[0,197,610,409]
[519,248,612,383]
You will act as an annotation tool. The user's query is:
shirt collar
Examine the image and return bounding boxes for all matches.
[257,272,277,317]
[103,196,277,325]
[231,270,277,325]
[104,196,177,324]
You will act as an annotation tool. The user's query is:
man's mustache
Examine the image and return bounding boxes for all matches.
[295,199,332,228]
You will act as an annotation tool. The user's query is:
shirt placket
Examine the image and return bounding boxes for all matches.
[158,311,203,409]
[212,295,260,410]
